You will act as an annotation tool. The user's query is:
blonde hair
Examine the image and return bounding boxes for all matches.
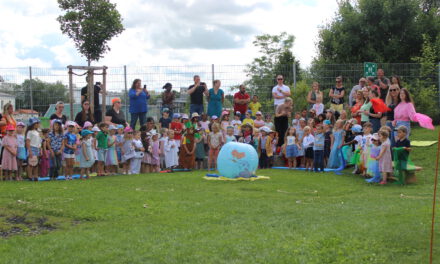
[211,123,220,132]
[385,84,400,105]
[285,97,293,103]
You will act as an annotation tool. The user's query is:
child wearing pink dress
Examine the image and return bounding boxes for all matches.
[150,131,160,172]
[376,130,393,184]
[2,125,18,180]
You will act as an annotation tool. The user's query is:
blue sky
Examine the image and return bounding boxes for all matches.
[0,0,338,69]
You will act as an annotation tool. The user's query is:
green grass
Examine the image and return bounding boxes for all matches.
[0,127,439,263]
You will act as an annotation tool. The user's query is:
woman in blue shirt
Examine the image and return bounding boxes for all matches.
[129,79,150,129]
[207,80,224,118]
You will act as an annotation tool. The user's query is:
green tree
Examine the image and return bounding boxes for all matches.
[244,32,300,103]
[14,79,69,114]
[57,0,124,66]
[315,0,440,64]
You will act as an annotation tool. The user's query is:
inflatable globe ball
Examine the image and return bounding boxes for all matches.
[217,142,259,178]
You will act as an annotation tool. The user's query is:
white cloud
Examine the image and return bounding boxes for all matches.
[0,0,339,86]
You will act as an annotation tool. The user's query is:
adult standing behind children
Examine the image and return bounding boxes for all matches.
[161,83,175,116]
[207,80,224,118]
[272,75,291,112]
[49,101,68,124]
[188,75,208,116]
[129,79,150,129]
[233,84,250,119]
[329,76,345,113]
[275,97,293,147]
[105,97,127,127]
[306,82,323,110]
[375,69,391,102]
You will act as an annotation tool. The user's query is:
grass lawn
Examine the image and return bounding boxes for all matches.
[0,127,439,263]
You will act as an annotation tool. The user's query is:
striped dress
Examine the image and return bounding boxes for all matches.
[106,136,118,166]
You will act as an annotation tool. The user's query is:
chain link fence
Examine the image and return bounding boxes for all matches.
[0,63,438,122]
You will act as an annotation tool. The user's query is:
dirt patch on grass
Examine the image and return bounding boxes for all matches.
[0,213,57,238]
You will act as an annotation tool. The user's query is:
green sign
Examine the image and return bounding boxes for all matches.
[364,62,377,77]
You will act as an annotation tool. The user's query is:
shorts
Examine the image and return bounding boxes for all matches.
[305,147,314,159]
[330,103,344,113]
[97,149,107,162]
[30,146,40,157]
[286,144,298,158]
[63,153,76,159]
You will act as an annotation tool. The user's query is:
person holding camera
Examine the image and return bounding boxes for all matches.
[129,79,150,129]
[81,76,106,123]
[187,75,209,116]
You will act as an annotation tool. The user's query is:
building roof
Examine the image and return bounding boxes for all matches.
[14,109,38,115]
[0,92,15,98]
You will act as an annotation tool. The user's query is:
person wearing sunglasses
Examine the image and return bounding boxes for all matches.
[385,84,401,146]
[105,97,127,127]
[329,76,345,113]
[272,74,291,112]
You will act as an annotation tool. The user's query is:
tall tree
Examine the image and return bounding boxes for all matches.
[244,32,300,112]
[14,79,69,114]
[315,0,440,64]
[57,0,124,66]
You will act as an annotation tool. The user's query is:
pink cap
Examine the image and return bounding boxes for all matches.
[124,126,133,133]
[6,124,15,131]
[83,121,93,128]
[221,110,229,116]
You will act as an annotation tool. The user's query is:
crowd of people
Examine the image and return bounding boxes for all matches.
[0,69,417,184]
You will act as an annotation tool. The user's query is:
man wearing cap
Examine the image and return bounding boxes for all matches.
[349,78,366,107]
[161,83,175,116]
[188,75,209,116]
[105,97,127,127]
[233,84,250,120]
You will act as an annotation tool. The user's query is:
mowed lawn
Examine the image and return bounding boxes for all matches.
[0,127,439,263]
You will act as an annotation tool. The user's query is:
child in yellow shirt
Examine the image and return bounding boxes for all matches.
[242,110,254,127]
[248,95,262,118]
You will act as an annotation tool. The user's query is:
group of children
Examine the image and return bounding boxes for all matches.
[285,110,412,184]
[0,104,412,185]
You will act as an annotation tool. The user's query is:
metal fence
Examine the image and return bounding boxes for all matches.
[0,63,438,122]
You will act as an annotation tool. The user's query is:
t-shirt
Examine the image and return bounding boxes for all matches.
[313,103,324,115]
[96,131,108,149]
[49,132,63,152]
[248,102,261,116]
[49,114,67,125]
[209,132,223,148]
[254,119,265,128]
[27,130,42,148]
[170,122,183,140]
[354,135,363,149]
[231,120,242,136]
[395,138,411,161]
[360,101,372,122]
[303,134,315,149]
[74,111,94,128]
[272,85,290,106]
[159,117,172,130]
[242,118,254,127]
[63,132,77,154]
[105,108,126,125]
[313,133,324,151]
[81,84,101,107]
[375,77,390,101]
[330,86,345,105]
[286,136,296,146]
[189,84,207,105]
[233,92,250,114]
